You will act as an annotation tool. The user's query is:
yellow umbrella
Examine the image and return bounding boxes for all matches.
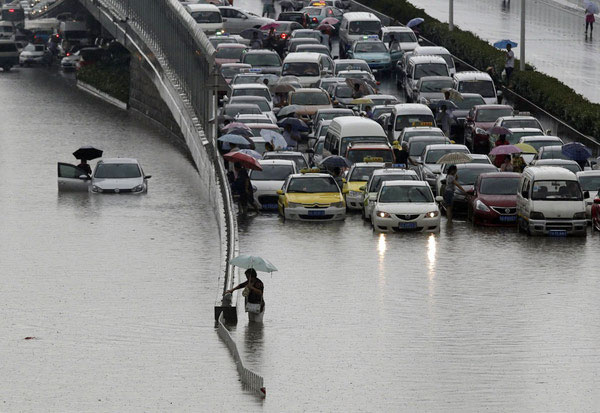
[515,143,537,154]
[350,97,374,105]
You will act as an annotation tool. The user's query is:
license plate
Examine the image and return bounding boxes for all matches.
[499,215,516,222]
[308,210,325,216]
[399,222,417,229]
[262,203,278,209]
[548,230,567,237]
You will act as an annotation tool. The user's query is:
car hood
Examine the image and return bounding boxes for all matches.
[295,104,332,115]
[286,192,342,204]
[347,181,367,192]
[215,58,239,65]
[375,202,437,214]
[252,180,284,192]
[354,52,390,62]
[418,92,444,100]
[92,177,143,189]
[477,194,517,207]
[530,200,585,218]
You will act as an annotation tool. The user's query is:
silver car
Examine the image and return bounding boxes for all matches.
[91,158,151,194]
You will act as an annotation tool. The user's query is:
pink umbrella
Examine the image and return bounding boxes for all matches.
[321,17,339,25]
[317,23,335,32]
[489,144,522,156]
[223,122,251,131]
[260,22,280,31]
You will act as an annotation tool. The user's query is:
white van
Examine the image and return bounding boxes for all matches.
[230,83,273,109]
[323,116,388,157]
[453,71,499,104]
[388,103,436,142]
[412,46,455,75]
[59,21,90,46]
[402,55,449,100]
[185,4,223,34]
[282,52,328,87]
[517,167,588,236]
[338,12,381,59]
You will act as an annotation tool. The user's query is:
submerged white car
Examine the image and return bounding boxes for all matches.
[250,159,297,210]
[91,158,150,194]
[371,180,441,233]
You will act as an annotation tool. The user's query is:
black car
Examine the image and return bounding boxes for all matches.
[266,21,304,56]
[277,11,309,26]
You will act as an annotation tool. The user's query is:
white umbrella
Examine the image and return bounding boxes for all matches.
[436,152,473,164]
[230,255,278,273]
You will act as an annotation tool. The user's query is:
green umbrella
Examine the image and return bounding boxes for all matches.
[230,255,278,273]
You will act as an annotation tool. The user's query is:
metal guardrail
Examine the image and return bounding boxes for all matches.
[217,313,266,396]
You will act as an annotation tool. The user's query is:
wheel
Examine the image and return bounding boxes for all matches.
[3,65,11,72]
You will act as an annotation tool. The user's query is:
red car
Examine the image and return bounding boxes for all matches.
[592,196,600,231]
[463,105,513,154]
[467,172,521,226]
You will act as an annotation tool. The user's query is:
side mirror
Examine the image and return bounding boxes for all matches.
[276,189,283,195]
[435,196,443,203]
[78,174,90,180]
[342,188,349,194]
[145,175,152,179]
[583,191,590,199]
[545,129,552,135]
[594,198,600,204]
[359,185,366,191]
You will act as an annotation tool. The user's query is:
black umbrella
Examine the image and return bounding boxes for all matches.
[276,105,300,118]
[240,28,265,40]
[320,155,351,168]
[73,146,103,161]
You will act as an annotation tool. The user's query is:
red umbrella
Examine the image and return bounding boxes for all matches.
[317,23,335,32]
[321,17,339,25]
[260,22,280,31]
[224,151,263,171]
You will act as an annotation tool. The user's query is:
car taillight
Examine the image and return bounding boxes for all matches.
[312,17,318,23]
[281,33,287,39]
[66,52,70,56]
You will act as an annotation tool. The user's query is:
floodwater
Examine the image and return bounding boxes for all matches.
[0,68,258,410]
[406,0,600,103]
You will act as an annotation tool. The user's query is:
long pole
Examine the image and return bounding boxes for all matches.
[520,0,526,70]
[449,0,454,31]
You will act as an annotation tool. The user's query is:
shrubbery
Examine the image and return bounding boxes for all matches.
[76,45,130,103]
[360,0,600,138]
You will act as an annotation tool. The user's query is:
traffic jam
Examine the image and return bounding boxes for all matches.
[190,0,600,236]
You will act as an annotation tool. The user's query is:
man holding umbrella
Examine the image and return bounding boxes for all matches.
[73,146,103,176]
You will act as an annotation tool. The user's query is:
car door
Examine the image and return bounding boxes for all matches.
[231,9,249,33]
[57,162,90,192]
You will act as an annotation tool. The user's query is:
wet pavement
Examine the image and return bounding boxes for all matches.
[406,0,600,103]
[0,68,259,410]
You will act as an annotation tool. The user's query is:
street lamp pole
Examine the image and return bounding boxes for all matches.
[520,0,526,70]
[449,0,454,31]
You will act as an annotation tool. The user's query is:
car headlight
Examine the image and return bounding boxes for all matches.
[331,201,344,208]
[425,210,439,218]
[287,202,302,208]
[132,184,144,192]
[475,127,488,135]
[529,211,545,220]
[573,212,586,219]
[348,191,361,197]
[91,185,102,193]
[377,211,391,218]
[475,200,490,212]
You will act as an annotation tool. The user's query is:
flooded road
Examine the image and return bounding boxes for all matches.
[0,68,258,410]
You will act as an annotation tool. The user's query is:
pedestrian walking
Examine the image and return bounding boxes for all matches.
[232,163,259,214]
[504,44,515,84]
[250,32,263,49]
[282,123,300,149]
[393,141,416,168]
[436,105,454,137]
[444,165,468,223]
[493,134,509,167]
[332,166,344,189]
[585,4,595,35]
[500,155,514,172]
[266,27,276,50]
[226,268,265,315]
[262,0,275,18]
[352,83,363,99]
[365,105,373,119]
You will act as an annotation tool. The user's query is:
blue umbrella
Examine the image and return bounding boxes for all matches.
[260,129,288,149]
[238,149,262,159]
[218,134,250,145]
[230,254,278,273]
[493,39,518,49]
[320,155,351,168]
[407,18,424,28]
[562,142,592,161]
[278,117,309,132]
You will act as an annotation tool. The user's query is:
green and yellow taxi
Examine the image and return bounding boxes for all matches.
[277,170,346,221]
[342,160,385,210]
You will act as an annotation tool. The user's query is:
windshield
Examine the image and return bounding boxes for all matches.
[250,164,294,181]
[383,32,417,43]
[244,53,280,66]
[224,105,261,116]
[304,7,322,16]
[425,148,469,164]
[458,80,495,98]
[395,115,435,131]
[349,166,381,181]
[414,63,448,79]
[282,62,320,76]
[369,174,417,191]
[373,107,393,118]
[290,92,330,105]
[232,88,271,100]
[348,149,393,164]
[378,185,433,203]
[539,147,568,160]
[317,125,329,137]
[405,130,445,139]
[293,31,321,40]
[233,74,262,84]
[456,167,497,185]
[409,139,448,156]
[544,163,581,173]
[454,96,485,110]
[190,11,222,23]
[524,140,561,151]
[579,175,600,191]
[288,176,339,192]
[420,78,454,93]
[94,163,141,179]
[355,42,387,53]
[335,62,369,73]
[475,108,513,122]
[264,155,308,170]
[216,47,246,60]
[340,136,387,156]
[349,20,381,35]
[479,177,520,195]
[24,44,45,52]
[0,43,17,52]
[333,85,353,98]
[502,119,541,129]
[532,180,583,200]
[233,99,270,112]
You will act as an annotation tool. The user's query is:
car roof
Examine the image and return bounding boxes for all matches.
[577,170,600,177]
[246,123,279,128]
[535,159,579,165]
[231,83,269,90]
[474,104,513,110]
[413,45,450,54]
[352,162,386,168]
[236,113,270,119]
[407,136,449,142]
[425,144,468,150]
[403,126,443,132]
[293,88,326,93]
[479,172,521,179]
[520,135,562,141]
[264,151,304,156]
[186,3,219,10]
[507,127,543,132]
[283,52,322,62]
[407,55,447,64]
[342,12,380,21]
[497,115,538,121]
[381,26,415,33]
[381,180,429,187]
[221,63,251,68]
[363,94,396,100]
[244,49,278,55]
[217,43,247,49]
[289,173,332,178]
[538,145,563,151]
[392,103,433,114]
[456,163,497,170]
[418,75,454,82]
[334,58,368,64]
[297,44,329,50]
[98,158,139,164]
[348,142,391,149]
[372,168,418,176]
[525,166,578,179]
[316,108,353,113]
[453,71,493,81]
[257,159,296,166]
[230,96,269,102]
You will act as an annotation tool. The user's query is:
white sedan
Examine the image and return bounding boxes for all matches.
[371,180,441,233]
[91,158,151,194]
[250,159,296,210]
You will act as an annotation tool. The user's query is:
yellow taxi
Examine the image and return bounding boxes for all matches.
[277,171,346,221]
[342,160,385,210]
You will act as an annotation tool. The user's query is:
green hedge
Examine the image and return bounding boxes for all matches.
[360,0,600,138]
[77,57,130,103]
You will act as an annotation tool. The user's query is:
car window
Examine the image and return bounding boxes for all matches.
[425,148,469,164]
[479,177,520,195]
[333,85,352,98]
[395,115,434,131]
[216,47,246,59]
[232,88,271,100]
[290,92,329,105]
[224,105,261,116]
[347,149,393,164]
[501,119,541,129]
[349,166,381,181]
[455,96,485,110]
[369,174,417,192]
[579,175,600,191]
[382,31,417,43]
[414,63,448,79]
[409,139,447,156]
[288,176,338,193]
[456,167,497,185]
[355,42,386,53]
[249,164,295,181]
[378,185,433,203]
[419,78,454,93]
[190,11,222,23]
[532,180,582,200]
[59,163,87,178]
[475,108,513,122]
[458,80,496,98]
[244,53,280,66]
[340,136,387,156]
[94,163,141,179]
[282,62,320,76]
[348,20,381,35]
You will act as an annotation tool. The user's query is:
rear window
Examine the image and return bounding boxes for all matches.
[349,166,381,181]
[579,175,600,191]
[355,42,386,53]
[216,47,246,60]
[525,140,562,151]
[224,105,261,116]
[264,155,308,170]
[290,92,330,105]
[244,53,281,67]
[501,119,541,129]
[458,80,496,98]
[232,88,271,101]
[409,139,448,156]
[250,164,294,181]
[382,31,417,43]
[282,62,320,77]
[335,61,369,73]
[420,78,454,93]
[456,167,498,185]
[475,108,513,122]
[414,63,448,79]
[369,174,418,192]
[347,149,393,164]
[348,20,381,35]
[395,115,435,131]
[190,11,222,23]
[539,147,569,160]
[425,148,469,163]
[333,85,352,98]
[340,136,387,156]
[479,177,520,195]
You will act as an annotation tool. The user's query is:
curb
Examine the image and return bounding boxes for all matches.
[77,80,128,110]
